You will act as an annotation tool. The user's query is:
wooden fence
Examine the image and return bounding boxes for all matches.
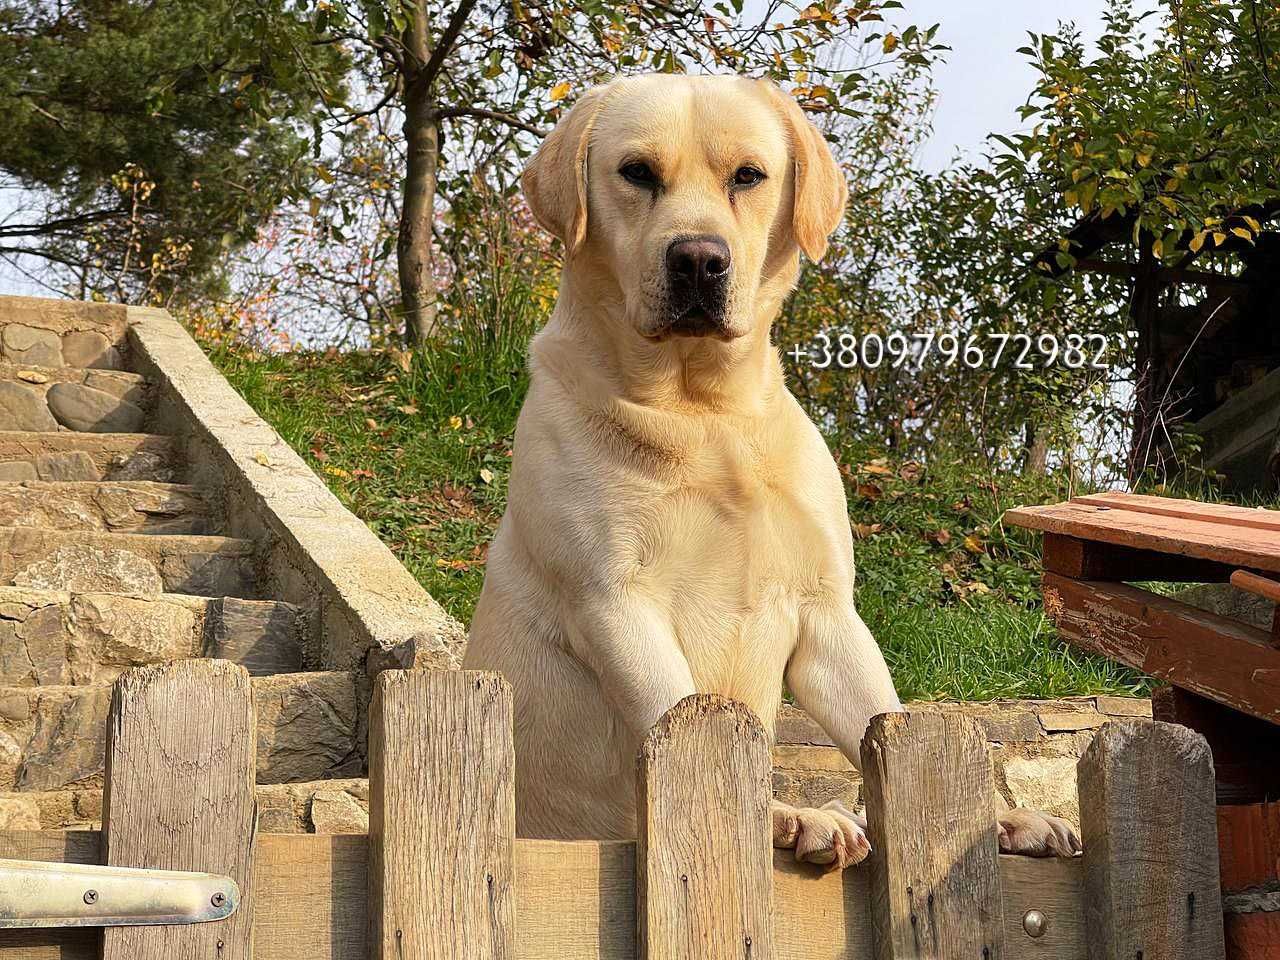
[0,660,1226,959]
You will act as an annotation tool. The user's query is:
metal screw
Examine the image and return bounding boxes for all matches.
[1022,909,1047,938]
[211,892,227,908]
[83,889,98,905]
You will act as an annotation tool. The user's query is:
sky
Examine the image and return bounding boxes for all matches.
[900,0,1122,172]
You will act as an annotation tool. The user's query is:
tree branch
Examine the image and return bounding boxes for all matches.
[415,0,481,94]
[434,105,546,137]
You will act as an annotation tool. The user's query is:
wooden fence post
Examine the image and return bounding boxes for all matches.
[1078,719,1226,960]
[101,659,257,960]
[636,695,773,959]
[861,711,1005,960]
[368,670,515,960]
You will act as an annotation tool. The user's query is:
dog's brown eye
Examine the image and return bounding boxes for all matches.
[620,162,658,187]
[733,166,766,187]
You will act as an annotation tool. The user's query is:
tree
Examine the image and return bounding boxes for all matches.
[287,0,946,344]
[0,0,345,304]
[986,0,1280,480]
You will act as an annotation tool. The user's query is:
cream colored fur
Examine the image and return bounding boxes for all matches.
[463,74,1078,868]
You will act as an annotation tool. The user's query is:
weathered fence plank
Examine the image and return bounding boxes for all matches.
[0,829,1099,960]
[101,659,256,960]
[1077,719,1225,960]
[368,669,515,960]
[862,712,1005,960]
[637,695,773,960]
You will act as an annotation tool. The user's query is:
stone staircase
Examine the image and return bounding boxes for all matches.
[0,296,463,833]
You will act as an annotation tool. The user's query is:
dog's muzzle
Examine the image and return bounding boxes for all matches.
[659,235,731,338]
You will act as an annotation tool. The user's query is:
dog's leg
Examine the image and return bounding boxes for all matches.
[784,597,1081,864]
[567,591,698,737]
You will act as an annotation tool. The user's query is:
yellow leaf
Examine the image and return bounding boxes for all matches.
[365,418,378,430]
[1244,215,1262,232]
[962,534,985,554]
[314,165,335,184]
[479,468,495,485]
[1072,142,1084,158]
[549,81,571,101]
[1231,226,1253,242]
[449,415,463,430]
[1157,195,1177,213]
[397,404,418,415]
[1151,237,1163,258]
[323,465,350,478]
[254,451,272,467]
[1189,232,1206,253]
[308,197,321,219]
[1065,190,1078,208]
[882,33,898,52]
[1212,231,1227,246]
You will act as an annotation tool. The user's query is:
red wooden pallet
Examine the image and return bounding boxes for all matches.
[1008,491,1280,960]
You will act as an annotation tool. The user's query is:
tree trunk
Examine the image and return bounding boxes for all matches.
[1023,420,1048,476]
[398,9,440,346]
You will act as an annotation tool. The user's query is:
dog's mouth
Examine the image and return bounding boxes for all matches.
[646,304,735,342]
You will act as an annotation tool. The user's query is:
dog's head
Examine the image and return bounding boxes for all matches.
[522,74,847,343]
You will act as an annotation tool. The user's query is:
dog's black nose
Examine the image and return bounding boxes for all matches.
[666,236,731,290]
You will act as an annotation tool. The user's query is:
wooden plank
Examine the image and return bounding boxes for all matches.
[1152,687,1280,803]
[1230,570,1280,605]
[0,831,1091,960]
[253,834,367,959]
[861,711,1005,960]
[1072,492,1280,534]
[637,695,773,959]
[1006,501,1280,573]
[1041,534,1237,583]
[999,857,1085,960]
[368,669,515,960]
[1077,720,1225,960]
[515,840,635,960]
[101,659,256,960]
[1043,574,1280,724]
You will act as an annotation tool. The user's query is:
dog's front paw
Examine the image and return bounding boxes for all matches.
[771,799,870,871]
[997,807,1081,858]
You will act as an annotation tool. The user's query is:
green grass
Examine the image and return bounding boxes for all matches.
[207,315,1152,703]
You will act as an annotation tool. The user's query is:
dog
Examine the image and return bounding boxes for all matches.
[463,74,1080,868]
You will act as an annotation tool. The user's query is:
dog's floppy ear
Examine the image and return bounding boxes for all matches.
[763,83,849,262]
[521,84,610,255]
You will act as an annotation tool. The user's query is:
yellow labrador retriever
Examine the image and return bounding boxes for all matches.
[464,74,1079,867]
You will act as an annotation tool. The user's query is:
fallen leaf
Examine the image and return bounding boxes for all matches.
[856,482,883,501]
[254,451,272,467]
[851,522,883,539]
[928,529,952,546]
[962,534,985,554]
[479,468,495,485]
[449,415,463,430]
[16,370,47,384]
[861,460,894,476]
[549,81,571,101]
[365,418,378,430]
[324,465,350,478]
[397,404,419,415]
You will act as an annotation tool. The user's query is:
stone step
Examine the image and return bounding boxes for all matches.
[0,587,309,686]
[0,297,128,369]
[0,778,371,834]
[0,481,213,534]
[0,527,257,598]
[0,362,150,434]
[0,432,179,482]
[0,671,358,793]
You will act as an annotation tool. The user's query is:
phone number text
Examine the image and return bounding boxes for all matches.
[787,333,1112,371]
